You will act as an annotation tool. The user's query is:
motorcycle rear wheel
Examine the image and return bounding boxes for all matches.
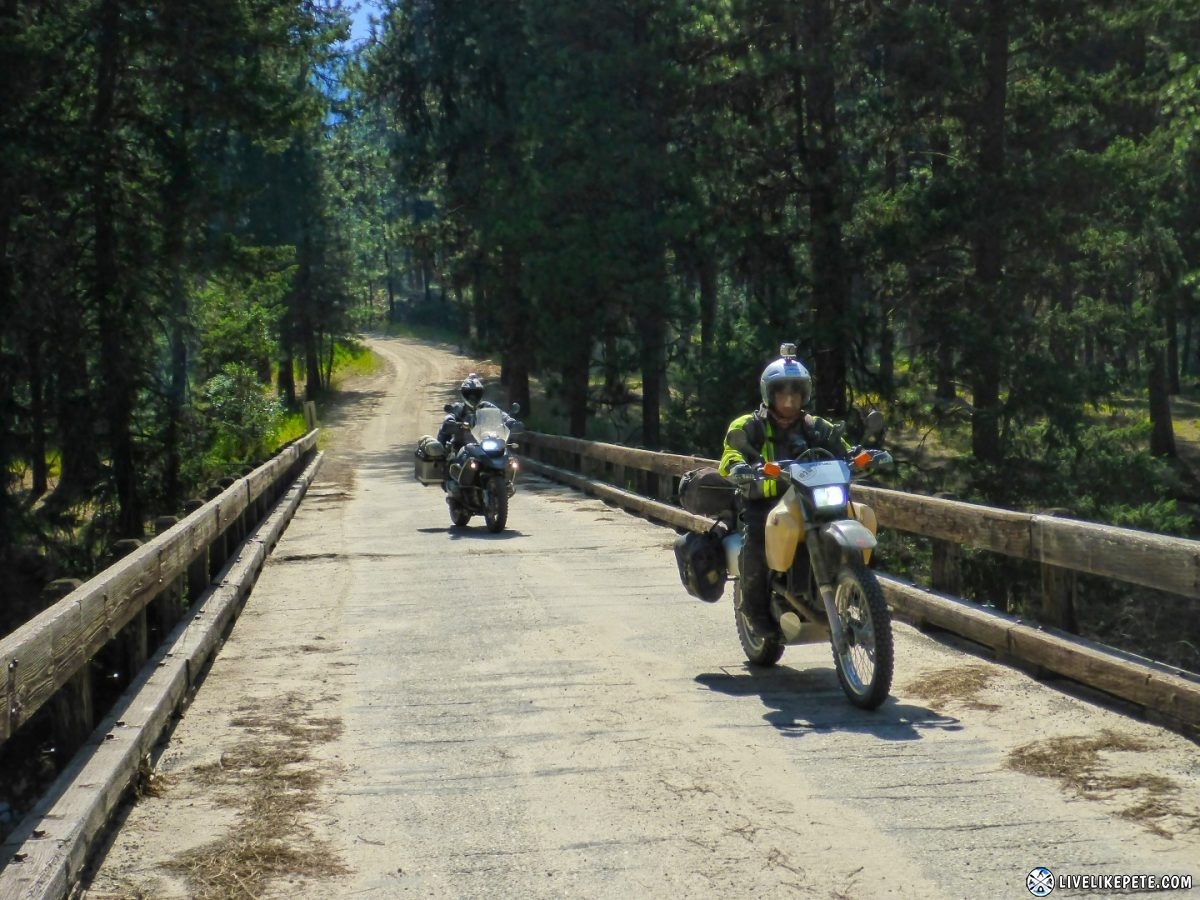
[831,561,894,709]
[483,476,508,533]
[734,579,785,666]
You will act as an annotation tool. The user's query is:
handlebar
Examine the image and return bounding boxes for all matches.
[729,446,893,494]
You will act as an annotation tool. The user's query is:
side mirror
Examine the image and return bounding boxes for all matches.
[510,402,521,415]
[444,403,454,413]
[863,409,884,439]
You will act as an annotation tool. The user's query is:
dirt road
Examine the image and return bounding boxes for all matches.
[79,334,1199,899]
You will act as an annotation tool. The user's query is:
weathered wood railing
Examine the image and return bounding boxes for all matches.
[0,430,320,752]
[517,430,1200,734]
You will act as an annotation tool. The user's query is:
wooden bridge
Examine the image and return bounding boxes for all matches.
[0,336,1196,899]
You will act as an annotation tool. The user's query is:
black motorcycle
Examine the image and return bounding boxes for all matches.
[443,405,521,532]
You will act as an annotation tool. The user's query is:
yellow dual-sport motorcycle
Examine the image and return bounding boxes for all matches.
[730,414,895,709]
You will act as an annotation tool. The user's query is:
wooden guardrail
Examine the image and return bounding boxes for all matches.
[0,430,320,751]
[517,431,1200,734]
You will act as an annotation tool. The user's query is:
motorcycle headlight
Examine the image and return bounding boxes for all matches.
[812,485,847,509]
[481,438,504,454]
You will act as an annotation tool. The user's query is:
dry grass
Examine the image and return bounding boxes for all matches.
[160,693,348,898]
[1006,729,1200,838]
[904,664,1000,711]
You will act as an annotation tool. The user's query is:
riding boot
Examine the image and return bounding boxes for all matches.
[739,504,780,637]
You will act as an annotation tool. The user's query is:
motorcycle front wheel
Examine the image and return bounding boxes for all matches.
[733,578,785,667]
[448,499,471,527]
[483,475,508,533]
[831,561,894,710]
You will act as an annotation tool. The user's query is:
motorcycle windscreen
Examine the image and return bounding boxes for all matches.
[470,406,510,444]
[785,459,852,486]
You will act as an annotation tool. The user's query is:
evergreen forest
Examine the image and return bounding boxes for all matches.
[3,0,1200,662]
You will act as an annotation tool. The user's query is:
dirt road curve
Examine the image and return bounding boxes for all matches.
[80,335,1199,899]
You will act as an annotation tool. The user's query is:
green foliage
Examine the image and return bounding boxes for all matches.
[269,410,312,448]
[194,252,295,382]
[195,363,285,472]
[328,339,380,384]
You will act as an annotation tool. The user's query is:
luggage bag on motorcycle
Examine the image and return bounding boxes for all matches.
[678,467,736,518]
[674,528,728,603]
[414,435,447,484]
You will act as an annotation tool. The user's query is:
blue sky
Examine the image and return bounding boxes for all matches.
[349,1,380,45]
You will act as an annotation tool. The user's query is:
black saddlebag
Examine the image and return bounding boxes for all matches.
[674,529,728,603]
[678,467,736,519]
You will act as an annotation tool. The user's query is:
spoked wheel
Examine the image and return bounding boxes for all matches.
[734,578,785,667]
[831,560,894,709]
[483,476,508,533]
[448,500,471,527]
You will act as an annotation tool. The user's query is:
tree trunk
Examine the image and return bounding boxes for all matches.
[564,354,589,438]
[1166,294,1180,395]
[304,317,322,399]
[969,0,1009,466]
[162,158,192,509]
[637,302,667,450]
[385,248,396,321]
[798,0,849,418]
[879,297,895,402]
[93,0,142,537]
[26,330,48,498]
[698,250,717,361]
[498,247,532,416]
[1148,342,1176,457]
[278,322,297,407]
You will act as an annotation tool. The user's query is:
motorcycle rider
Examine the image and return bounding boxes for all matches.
[437,373,523,495]
[718,344,850,640]
[437,373,521,454]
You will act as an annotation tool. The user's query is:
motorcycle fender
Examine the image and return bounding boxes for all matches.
[822,519,877,555]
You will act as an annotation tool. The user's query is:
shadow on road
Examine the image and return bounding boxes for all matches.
[695,665,962,741]
[414,525,528,541]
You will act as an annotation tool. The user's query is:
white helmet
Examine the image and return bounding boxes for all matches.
[759,343,812,408]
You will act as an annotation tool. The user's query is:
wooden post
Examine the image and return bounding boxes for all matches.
[218,476,242,546]
[241,466,259,531]
[109,539,148,680]
[183,499,209,602]
[929,493,964,598]
[151,516,184,639]
[930,540,963,597]
[43,578,92,750]
[1038,509,1078,633]
[205,484,228,579]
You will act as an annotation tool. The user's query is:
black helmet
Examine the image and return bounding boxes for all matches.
[759,343,812,408]
[460,373,484,409]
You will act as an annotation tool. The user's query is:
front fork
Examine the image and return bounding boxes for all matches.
[808,531,850,655]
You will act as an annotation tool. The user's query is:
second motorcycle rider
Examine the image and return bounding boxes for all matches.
[718,344,850,642]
